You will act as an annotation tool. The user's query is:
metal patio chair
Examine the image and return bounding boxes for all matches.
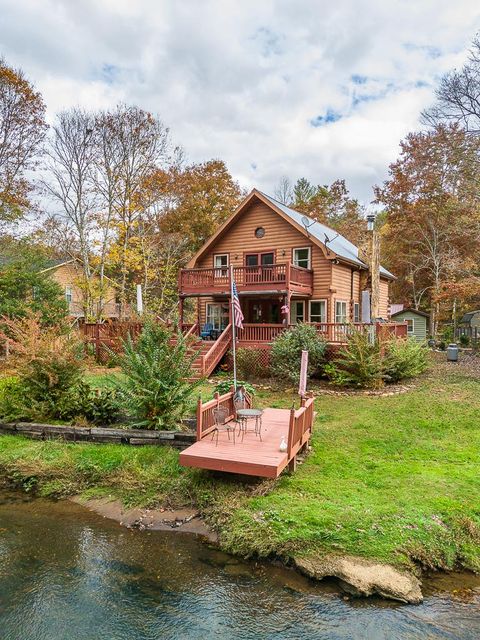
[211,405,236,446]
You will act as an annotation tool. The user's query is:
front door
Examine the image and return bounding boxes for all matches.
[246,299,280,323]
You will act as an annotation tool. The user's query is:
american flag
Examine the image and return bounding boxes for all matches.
[232,280,244,329]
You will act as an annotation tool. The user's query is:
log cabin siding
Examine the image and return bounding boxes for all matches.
[195,201,332,299]
[331,263,361,322]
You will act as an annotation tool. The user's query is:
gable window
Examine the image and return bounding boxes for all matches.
[354,302,360,323]
[335,300,348,324]
[214,254,228,269]
[65,286,73,304]
[255,227,265,238]
[309,300,326,324]
[406,318,414,334]
[291,300,305,324]
[292,247,311,270]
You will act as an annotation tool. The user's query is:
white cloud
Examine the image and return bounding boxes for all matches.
[1,0,479,202]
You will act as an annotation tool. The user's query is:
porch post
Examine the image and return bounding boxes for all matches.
[178,297,184,329]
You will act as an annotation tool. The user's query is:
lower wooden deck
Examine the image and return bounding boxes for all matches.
[179,408,292,478]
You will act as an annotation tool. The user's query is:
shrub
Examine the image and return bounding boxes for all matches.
[459,334,470,347]
[236,348,269,379]
[270,324,327,384]
[324,330,384,389]
[214,378,255,396]
[113,321,199,430]
[383,337,429,383]
[54,381,121,425]
[0,314,84,419]
[0,315,121,424]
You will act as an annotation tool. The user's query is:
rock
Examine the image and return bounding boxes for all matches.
[294,555,423,604]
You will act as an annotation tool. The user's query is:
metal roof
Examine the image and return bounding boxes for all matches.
[259,192,395,279]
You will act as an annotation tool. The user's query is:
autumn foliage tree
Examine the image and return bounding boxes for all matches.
[376,124,480,334]
[0,58,47,223]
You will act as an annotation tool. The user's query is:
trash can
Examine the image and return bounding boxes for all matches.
[447,343,458,362]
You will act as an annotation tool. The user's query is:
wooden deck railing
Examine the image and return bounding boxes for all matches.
[182,322,199,338]
[196,387,252,441]
[201,323,232,376]
[287,395,315,463]
[238,323,290,343]
[179,263,313,294]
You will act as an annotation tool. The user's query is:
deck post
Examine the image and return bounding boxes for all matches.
[288,456,297,472]
[287,404,295,458]
[196,395,203,441]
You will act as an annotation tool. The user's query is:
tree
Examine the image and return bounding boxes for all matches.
[42,108,99,319]
[291,177,366,245]
[98,105,175,317]
[376,124,480,334]
[422,36,480,132]
[0,58,47,222]
[0,250,68,326]
[273,176,293,205]
[161,159,244,251]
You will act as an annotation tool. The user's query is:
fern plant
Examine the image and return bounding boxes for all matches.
[324,330,384,389]
[114,321,200,430]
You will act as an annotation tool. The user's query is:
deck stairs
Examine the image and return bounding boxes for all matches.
[175,324,232,379]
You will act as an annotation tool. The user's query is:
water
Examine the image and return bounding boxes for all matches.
[0,492,479,640]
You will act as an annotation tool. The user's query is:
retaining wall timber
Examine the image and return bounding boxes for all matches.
[0,421,196,449]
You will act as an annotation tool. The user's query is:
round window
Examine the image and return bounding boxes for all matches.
[255,227,265,238]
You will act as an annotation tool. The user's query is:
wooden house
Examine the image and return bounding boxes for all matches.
[41,259,121,321]
[178,189,401,377]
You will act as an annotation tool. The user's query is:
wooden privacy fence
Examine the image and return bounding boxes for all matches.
[287,394,315,469]
[196,387,252,441]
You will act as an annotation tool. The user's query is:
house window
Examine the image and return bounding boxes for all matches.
[206,303,227,331]
[245,252,274,266]
[309,300,326,324]
[213,254,229,277]
[354,302,360,323]
[65,286,73,304]
[406,318,414,334]
[214,254,228,269]
[293,247,311,269]
[291,300,305,324]
[335,300,348,323]
[255,227,265,238]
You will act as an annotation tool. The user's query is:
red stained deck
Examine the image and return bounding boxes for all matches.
[179,408,293,478]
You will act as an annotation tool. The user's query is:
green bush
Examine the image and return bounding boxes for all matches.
[324,331,430,389]
[54,381,121,425]
[324,330,383,389]
[236,348,269,379]
[113,322,199,430]
[270,324,327,384]
[214,378,255,396]
[0,315,121,425]
[383,337,429,383]
[459,334,470,347]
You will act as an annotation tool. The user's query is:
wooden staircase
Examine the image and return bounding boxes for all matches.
[182,323,232,379]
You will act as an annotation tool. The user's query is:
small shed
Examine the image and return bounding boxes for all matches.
[459,310,480,329]
[391,307,429,342]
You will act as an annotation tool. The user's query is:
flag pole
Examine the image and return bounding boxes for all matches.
[230,264,237,391]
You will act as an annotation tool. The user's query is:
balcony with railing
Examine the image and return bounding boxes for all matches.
[179,263,313,296]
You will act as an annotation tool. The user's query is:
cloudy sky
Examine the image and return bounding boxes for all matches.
[1,0,480,203]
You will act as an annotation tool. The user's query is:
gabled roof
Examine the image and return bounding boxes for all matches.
[460,310,480,324]
[187,189,395,279]
[39,258,76,274]
[391,307,430,319]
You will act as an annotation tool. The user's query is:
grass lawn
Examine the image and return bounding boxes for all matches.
[0,359,479,573]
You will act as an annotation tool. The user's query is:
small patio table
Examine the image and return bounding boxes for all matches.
[236,408,263,441]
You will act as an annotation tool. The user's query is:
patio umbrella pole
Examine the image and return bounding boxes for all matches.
[230,264,237,391]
